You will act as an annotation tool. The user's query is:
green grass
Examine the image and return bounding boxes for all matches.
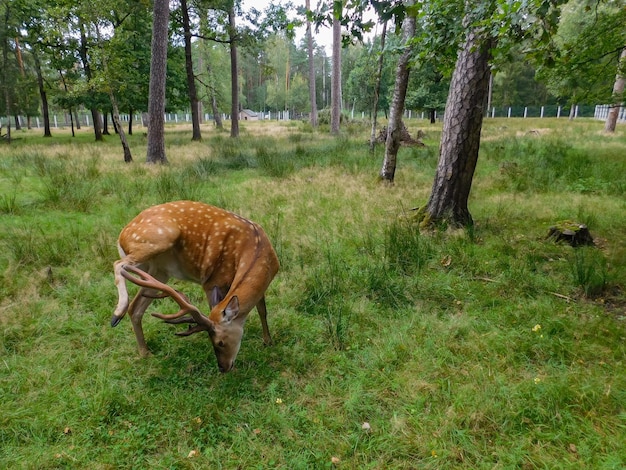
[0,118,625,468]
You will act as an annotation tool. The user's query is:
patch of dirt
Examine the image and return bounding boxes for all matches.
[515,128,553,137]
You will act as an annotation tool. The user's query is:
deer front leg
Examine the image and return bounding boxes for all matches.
[127,289,157,357]
[256,296,272,346]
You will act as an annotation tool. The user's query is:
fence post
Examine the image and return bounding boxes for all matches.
[557,106,561,118]
[540,106,544,118]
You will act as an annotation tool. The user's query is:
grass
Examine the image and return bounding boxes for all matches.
[0,118,625,468]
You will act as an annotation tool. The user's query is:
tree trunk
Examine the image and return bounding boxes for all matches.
[103,112,110,135]
[604,47,626,133]
[78,21,103,141]
[181,0,201,141]
[379,11,415,183]
[33,50,51,137]
[423,29,493,228]
[369,20,387,150]
[228,7,239,138]
[109,91,133,162]
[2,5,11,143]
[69,107,75,137]
[330,14,342,134]
[146,0,170,164]
[305,0,318,127]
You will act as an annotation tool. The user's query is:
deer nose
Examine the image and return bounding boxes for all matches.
[219,362,234,373]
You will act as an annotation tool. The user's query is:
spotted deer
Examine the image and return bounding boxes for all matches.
[111,201,279,373]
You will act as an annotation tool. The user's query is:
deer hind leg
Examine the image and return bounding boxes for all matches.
[256,296,272,346]
[111,258,132,327]
[111,257,169,356]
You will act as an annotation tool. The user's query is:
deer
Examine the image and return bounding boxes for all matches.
[110,200,280,373]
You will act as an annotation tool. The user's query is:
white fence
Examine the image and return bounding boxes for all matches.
[594,105,626,122]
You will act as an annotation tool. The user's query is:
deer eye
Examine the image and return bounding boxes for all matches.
[218,341,225,348]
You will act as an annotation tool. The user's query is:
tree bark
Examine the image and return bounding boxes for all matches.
[109,91,133,162]
[379,11,415,183]
[604,47,626,133]
[181,0,201,141]
[2,4,11,143]
[146,0,170,164]
[423,28,493,228]
[330,14,341,134]
[78,21,103,141]
[228,7,239,138]
[305,0,318,127]
[370,20,387,151]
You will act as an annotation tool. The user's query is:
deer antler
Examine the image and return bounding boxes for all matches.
[120,265,214,334]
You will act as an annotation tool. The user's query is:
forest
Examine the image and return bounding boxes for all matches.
[1,0,624,140]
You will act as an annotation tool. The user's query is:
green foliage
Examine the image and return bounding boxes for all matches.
[0,119,625,469]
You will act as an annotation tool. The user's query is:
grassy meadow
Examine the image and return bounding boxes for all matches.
[0,117,625,469]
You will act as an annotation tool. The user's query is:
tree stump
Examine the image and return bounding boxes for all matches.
[376,122,425,146]
[547,221,594,247]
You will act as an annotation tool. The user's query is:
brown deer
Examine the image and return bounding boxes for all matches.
[111,201,279,373]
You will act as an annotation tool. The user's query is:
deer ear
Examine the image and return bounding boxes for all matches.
[210,286,224,309]
[222,296,240,323]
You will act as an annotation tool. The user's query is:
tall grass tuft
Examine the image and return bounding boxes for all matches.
[256,146,295,178]
[299,248,353,349]
[571,247,608,298]
[39,156,101,211]
[384,217,434,275]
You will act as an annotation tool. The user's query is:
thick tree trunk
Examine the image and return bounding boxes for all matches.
[370,21,388,150]
[181,0,201,141]
[146,0,170,164]
[330,15,342,134]
[379,12,415,182]
[423,29,493,228]
[305,0,318,127]
[33,51,51,137]
[228,7,239,138]
[604,47,626,133]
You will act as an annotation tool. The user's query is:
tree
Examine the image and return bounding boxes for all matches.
[228,4,239,137]
[415,0,568,228]
[604,47,626,133]
[330,9,341,134]
[179,0,202,140]
[305,0,317,127]
[146,0,170,164]
[370,20,387,149]
[379,6,415,183]
[535,0,626,113]
[420,26,493,227]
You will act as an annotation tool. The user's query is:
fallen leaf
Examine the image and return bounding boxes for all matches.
[188,449,199,458]
[63,427,72,435]
[331,456,341,465]
[568,443,578,454]
[361,422,371,432]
